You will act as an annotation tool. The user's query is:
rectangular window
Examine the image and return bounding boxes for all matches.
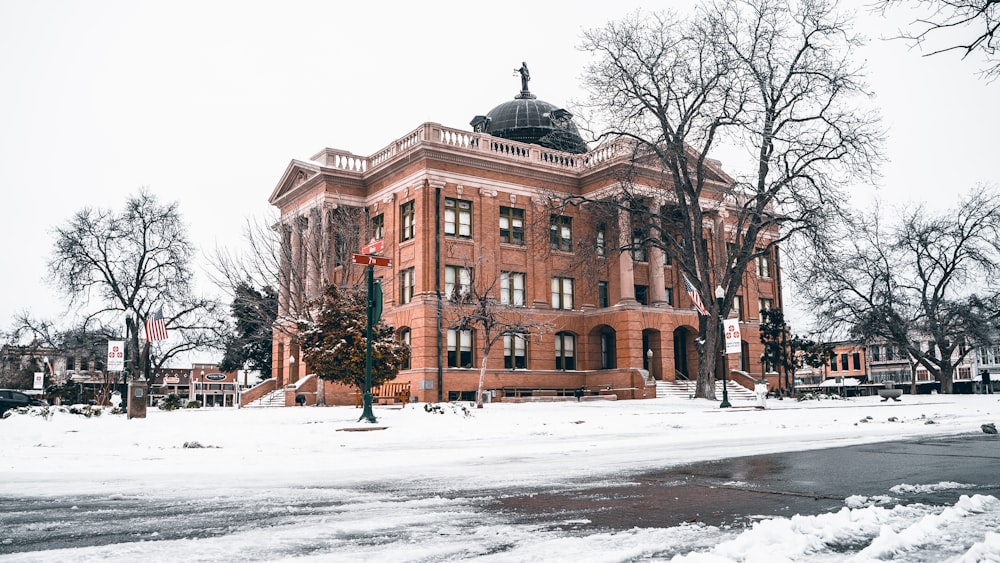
[499,206,525,245]
[759,298,773,315]
[500,271,526,306]
[665,287,673,306]
[400,268,415,304]
[444,198,472,238]
[632,229,647,262]
[504,332,527,369]
[732,295,743,320]
[757,251,772,278]
[853,352,861,371]
[830,356,838,371]
[598,281,609,308]
[635,285,648,305]
[841,353,849,371]
[447,328,474,368]
[551,277,574,310]
[596,223,606,256]
[871,345,881,362]
[445,265,471,300]
[370,213,384,240]
[550,214,572,252]
[400,329,411,370]
[555,332,576,370]
[66,357,75,370]
[400,201,415,242]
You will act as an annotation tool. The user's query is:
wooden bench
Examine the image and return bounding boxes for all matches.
[355,382,411,407]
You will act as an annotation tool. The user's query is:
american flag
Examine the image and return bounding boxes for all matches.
[145,309,170,341]
[682,274,709,316]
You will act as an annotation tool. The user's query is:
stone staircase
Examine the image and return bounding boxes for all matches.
[243,390,285,408]
[656,379,757,402]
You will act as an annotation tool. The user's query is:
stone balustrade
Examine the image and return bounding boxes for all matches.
[313,122,631,177]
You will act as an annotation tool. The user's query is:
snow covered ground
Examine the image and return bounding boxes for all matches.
[2,393,999,562]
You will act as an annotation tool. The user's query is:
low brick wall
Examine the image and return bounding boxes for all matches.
[240,378,276,407]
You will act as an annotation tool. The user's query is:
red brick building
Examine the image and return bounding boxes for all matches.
[267,78,781,404]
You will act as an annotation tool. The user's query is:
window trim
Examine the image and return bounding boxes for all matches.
[504,331,528,369]
[444,198,473,239]
[550,214,573,252]
[371,213,385,241]
[447,328,474,368]
[551,276,574,310]
[400,267,415,304]
[444,265,472,301]
[555,331,577,371]
[499,206,525,246]
[400,200,415,242]
[500,271,526,307]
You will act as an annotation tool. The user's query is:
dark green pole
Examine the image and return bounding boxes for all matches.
[360,264,377,423]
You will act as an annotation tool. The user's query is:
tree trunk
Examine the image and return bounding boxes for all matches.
[938,365,954,394]
[695,320,719,400]
[476,352,489,408]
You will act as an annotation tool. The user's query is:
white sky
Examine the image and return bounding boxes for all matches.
[2,395,999,560]
[1,0,997,334]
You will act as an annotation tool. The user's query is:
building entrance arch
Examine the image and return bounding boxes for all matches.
[673,326,699,380]
[589,325,617,370]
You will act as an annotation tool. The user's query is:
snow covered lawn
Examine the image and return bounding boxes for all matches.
[2,394,998,561]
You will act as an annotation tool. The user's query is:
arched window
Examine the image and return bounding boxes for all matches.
[555,332,576,370]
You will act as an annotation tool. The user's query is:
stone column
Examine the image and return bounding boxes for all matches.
[618,207,635,302]
[649,202,666,304]
[278,223,292,315]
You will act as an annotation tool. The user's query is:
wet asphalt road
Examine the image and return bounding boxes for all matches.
[497,432,1000,529]
[2,433,998,555]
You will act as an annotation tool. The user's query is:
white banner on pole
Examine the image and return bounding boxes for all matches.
[33,371,44,390]
[723,319,742,355]
[108,340,125,372]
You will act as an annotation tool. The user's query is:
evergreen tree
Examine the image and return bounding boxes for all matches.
[220,282,277,377]
[298,285,408,390]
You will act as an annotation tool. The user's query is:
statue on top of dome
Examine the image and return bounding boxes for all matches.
[514,62,530,94]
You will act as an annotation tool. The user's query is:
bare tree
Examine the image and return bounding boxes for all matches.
[576,0,883,399]
[445,259,554,408]
[210,205,367,355]
[797,186,1000,393]
[48,188,226,382]
[876,0,1000,80]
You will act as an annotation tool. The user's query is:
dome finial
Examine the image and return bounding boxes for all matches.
[513,62,536,100]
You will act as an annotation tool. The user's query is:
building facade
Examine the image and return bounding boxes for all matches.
[268,79,781,404]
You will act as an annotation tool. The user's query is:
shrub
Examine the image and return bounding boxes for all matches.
[158,394,183,411]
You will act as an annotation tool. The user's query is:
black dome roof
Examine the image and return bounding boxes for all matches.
[471,64,589,155]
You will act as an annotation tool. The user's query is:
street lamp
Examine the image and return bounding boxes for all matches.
[716,285,731,408]
[288,354,295,384]
[645,348,653,372]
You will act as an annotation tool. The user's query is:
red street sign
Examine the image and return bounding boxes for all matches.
[361,238,384,255]
[352,253,392,268]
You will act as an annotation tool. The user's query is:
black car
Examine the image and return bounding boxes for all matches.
[0,389,48,416]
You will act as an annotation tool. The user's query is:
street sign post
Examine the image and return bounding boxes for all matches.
[352,254,392,268]
[355,246,391,424]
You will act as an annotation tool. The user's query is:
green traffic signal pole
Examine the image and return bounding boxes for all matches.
[360,263,377,423]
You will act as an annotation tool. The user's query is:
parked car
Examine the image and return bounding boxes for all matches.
[0,389,48,416]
